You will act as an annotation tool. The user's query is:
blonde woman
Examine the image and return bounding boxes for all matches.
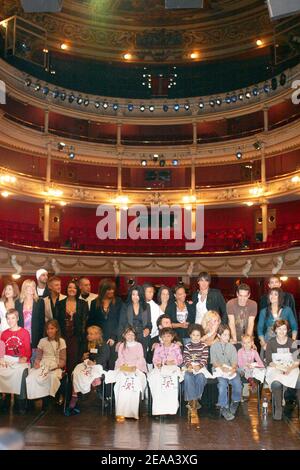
[201,310,221,346]
[15,279,45,360]
[0,282,20,333]
[66,325,110,415]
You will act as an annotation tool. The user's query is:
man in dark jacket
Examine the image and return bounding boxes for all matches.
[192,271,227,325]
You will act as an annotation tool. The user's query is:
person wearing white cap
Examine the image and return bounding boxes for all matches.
[36,269,49,299]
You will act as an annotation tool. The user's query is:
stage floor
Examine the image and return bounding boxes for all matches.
[1,392,300,450]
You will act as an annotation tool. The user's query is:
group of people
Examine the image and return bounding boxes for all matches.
[0,270,299,422]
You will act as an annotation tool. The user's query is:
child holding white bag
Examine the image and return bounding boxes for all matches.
[148,327,183,416]
[66,325,110,416]
[106,327,147,422]
[237,334,265,399]
[26,320,66,409]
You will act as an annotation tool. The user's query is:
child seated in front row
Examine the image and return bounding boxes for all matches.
[183,324,209,414]
[0,309,31,414]
[26,320,66,409]
[106,327,147,422]
[237,334,265,399]
[210,325,242,421]
[66,325,110,416]
[148,327,183,416]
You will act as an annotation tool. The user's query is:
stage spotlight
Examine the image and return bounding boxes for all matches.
[172,159,179,166]
[77,96,83,104]
[184,103,190,110]
[60,92,66,101]
[231,95,237,103]
[149,105,155,112]
[174,104,180,111]
[163,104,169,112]
[252,87,259,96]
[236,150,243,160]
[263,83,270,93]
[140,105,145,112]
[253,141,262,151]
[34,83,41,91]
[209,99,215,107]
[94,101,100,108]
[68,148,75,159]
[245,90,251,99]
[128,104,134,111]
[68,93,75,103]
[25,78,31,87]
[153,154,159,162]
[280,72,287,86]
[84,98,89,106]
[113,103,119,111]
[52,89,59,98]
[271,77,278,90]
[159,159,166,167]
[216,98,222,106]
[103,102,108,109]
[238,92,244,101]
[198,101,204,109]
[225,95,231,104]
[141,159,147,166]
[42,86,49,95]
[57,142,66,150]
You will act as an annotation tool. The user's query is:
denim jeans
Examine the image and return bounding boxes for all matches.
[217,375,242,408]
[184,371,207,401]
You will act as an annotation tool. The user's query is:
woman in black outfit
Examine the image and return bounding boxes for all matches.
[57,280,88,376]
[168,285,195,342]
[118,285,152,357]
[88,278,123,368]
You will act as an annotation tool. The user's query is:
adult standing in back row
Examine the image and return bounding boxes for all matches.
[227,283,257,347]
[192,272,227,326]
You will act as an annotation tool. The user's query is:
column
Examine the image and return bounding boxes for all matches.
[43,201,50,242]
[117,158,122,192]
[261,201,268,242]
[117,123,122,146]
[261,145,266,185]
[263,107,269,133]
[46,142,51,183]
[191,157,195,193]
[44,109,49,134]
[192,121,197,145]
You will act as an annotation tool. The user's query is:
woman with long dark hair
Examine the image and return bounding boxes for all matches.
[257,287,298,352]
[157,285,174,316]
[118,285,151,357]
[57,280,88,376]
[88,278,123,368]
[168,285,195,342]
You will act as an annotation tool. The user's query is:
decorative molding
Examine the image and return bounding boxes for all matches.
[0,58,297,124]
[1,108,300,167]
[2,241,300,277]
[0,0,274,63]
[0,165,300,207]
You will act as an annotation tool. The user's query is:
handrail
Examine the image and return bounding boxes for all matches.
[1,238,300,258]
[3,110,300,146]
